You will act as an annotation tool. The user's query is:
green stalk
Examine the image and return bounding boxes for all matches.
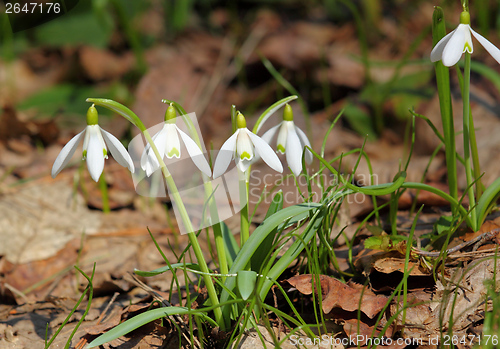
[456,66,485,199]
[205,182,229,280]
[432,7,458,205]
[361,0,381,33]
[239,170,250,248]
[163,99,229,278]
[462,53,477,231]
[98,174,110,214]
[142,129,225,329]
[469,111,484,199]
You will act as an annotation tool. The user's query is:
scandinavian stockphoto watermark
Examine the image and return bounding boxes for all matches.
[128,112,378,234]
[249,168,378,206]
[287,334,497,347]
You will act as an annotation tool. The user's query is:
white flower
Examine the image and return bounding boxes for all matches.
[430,11,500,67]
[262,121,312,177]
[140,105,211,177]
[213,112,283,178]
[51,124,134,182]
[140,123,211,177]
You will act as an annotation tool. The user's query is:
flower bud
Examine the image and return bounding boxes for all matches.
[236,112,247,129]
[165,104,177,124]
[460,11,470,25]
[283,104,294,121]
[86,104,99,125]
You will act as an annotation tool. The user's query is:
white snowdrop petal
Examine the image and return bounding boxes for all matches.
[144,126,168,176]
[140,144,151,172]
[430,28,456,62]
[51,130,85,178]
[463,25,473,53]
[247,130,283,173]
[213,130,239,178]
[165,124,181,159]
[236,130,254,161]
[100,128,135,173]
[261,123,281,145]
[295,125,313,164]
[471,27,500,64]
[276,122,290,154]
[442,25,468,67]
[285,123,303,176]
[236,158,252,173]
[86,127,105,182]
[176,126,212,177]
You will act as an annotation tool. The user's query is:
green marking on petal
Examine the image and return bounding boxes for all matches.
[240,151,251,160]
[167,148,180,157]
[86,105,99,125]
[464,42,472,52]
[277,144,286,153]
[103,148,108,158]
[82,150,87,159]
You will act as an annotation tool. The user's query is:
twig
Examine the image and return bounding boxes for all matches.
[97,292,120,324]
[412,228,499,257]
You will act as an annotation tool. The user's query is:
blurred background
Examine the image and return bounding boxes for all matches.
[2,0,500,182]
[2,0,500,345]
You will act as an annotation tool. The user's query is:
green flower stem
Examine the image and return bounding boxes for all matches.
[204,181,229,280]
[432,7,458,205]
[252,96,298,134]
[456,65,484,200]
[98,174,110,214]
[162,99,229,279]
[239,170,250,248]
[463,53,477,231]
[142,128,225,329]
[461,0,468,11]
[468,110,483,199]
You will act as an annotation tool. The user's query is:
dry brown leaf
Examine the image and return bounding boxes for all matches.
[354,249,404,276]
[0,59,65,105]
[1,238,79,295]
[343,320,407,348]
[429,257,500,333]
[0,180,101,264]
[287,274,388,318]
[86,307,123,335]
[79,46,135,81]
[373,257,430,276]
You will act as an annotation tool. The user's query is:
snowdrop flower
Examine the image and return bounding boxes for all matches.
[431,11,500,67]
[261,104,312,176]
[141,105,211,177]
[213,112,283,178]
[51,104,134,182]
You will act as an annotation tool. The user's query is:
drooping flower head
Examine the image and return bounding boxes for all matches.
[261,104,312,176]
[212,112,283,178]
[431,10,500,67]
[140,104,211,177]
[51,104,135,182]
